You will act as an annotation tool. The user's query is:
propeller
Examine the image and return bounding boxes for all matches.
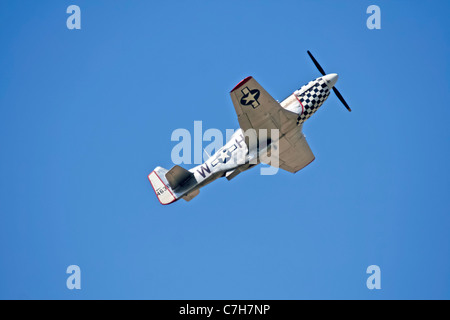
[307,50,351,112]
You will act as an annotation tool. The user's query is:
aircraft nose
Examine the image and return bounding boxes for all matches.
[323,73,338,89]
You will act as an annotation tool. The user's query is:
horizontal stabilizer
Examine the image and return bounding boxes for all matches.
[182,188,200,202]
[165,165,194,190]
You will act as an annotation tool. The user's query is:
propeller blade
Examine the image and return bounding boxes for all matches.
[307,50,352,112]
[333,87,352,112]
[307,50,326,76]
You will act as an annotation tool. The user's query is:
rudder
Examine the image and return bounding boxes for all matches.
[148,167,177,205]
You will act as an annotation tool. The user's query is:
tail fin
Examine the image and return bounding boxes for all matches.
[148,167,178,205]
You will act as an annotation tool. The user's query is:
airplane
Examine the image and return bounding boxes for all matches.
[148,51,351,205]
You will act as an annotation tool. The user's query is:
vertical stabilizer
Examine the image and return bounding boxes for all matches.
[148,167,177,205]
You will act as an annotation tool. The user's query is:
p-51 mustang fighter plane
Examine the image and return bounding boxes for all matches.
[148,51,351,205]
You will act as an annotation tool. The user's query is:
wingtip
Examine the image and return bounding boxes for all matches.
[230,76,253,92]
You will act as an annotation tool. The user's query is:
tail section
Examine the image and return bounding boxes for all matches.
[148,166,200,205]
[165,165,194,190]
[148,167,177,205]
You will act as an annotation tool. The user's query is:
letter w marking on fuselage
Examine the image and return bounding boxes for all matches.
[197,163,211,178]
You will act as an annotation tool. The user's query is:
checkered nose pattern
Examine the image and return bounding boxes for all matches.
[296,78,331,124]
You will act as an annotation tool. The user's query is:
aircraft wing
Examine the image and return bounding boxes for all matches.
[230,76,297,134]
[230,76,315,173]
[275,125,315,173]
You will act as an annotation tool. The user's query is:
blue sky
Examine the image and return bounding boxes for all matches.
[0,0,449,299]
